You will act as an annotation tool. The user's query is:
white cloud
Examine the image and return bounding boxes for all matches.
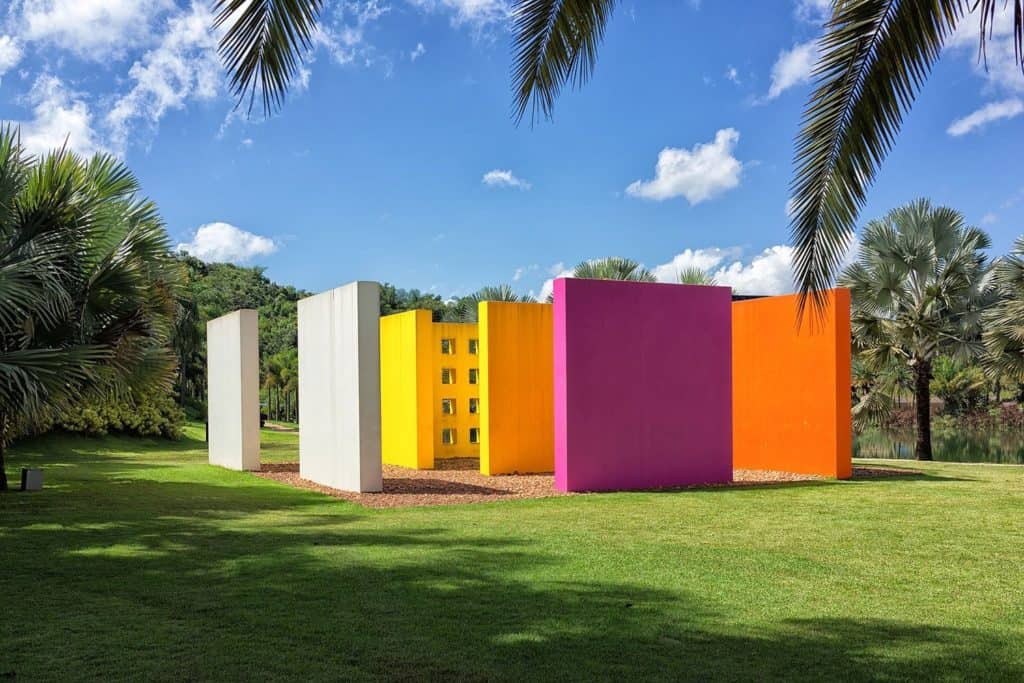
[176,222,278,263]
[704,246,796,295]
[512,267,524,281]
[650,247,743,283]
[411,42,426,61]
[724,65,740,84]
[105,2,221,153]
[625,128,743,204]
[794,0,832,23]
[947,98,1024,136]
[539,263,573,301]
[17,0,172,60]
[982,212,998,225]
[0,36,23,78]
[482,168,531,189]
[15,74,105,157]
[408,0,511,30]
[766,40,819,99]
[539,239,858,301]
[948,4,1024,93]
[316,1,391,65]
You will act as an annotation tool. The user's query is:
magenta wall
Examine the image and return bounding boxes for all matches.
[553,278,733,492]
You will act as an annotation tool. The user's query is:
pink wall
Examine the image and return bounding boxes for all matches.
[553,278,733,492]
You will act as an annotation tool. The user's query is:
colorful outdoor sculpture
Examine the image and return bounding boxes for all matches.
[732,289,853,478]
[206,309,260,471]
[478,302,554,475]
[380,310,481,469]
[210,278,853,494]
[553,278,734,492]
[297,282,383,493]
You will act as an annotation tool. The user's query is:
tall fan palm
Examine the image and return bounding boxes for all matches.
[213,1,1020,311]
[0,128,182,490]
[838,199,992,460]
[572,256,656,282]
[983,236,1024,382]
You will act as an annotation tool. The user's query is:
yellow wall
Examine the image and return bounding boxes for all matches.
[479,302,554,475]
[380,311,479,468]
[431,321,480,459]
[380,310,434,469]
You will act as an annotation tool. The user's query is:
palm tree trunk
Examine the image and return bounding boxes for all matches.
[0,413,9,492]
[914,359,933,461]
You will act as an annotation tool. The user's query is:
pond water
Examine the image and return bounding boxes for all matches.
[854,426,1024,464]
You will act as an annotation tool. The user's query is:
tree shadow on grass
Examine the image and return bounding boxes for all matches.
[1,479,1021,680]
[2,439,1019,680]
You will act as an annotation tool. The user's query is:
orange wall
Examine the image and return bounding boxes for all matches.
[732,289,852,478]
[478,302,554,475]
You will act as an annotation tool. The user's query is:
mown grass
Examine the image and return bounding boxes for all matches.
[1,424,1023,681]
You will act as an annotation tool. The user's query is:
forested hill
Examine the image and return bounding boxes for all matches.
[174,256,469,420]
[176,255,309,414]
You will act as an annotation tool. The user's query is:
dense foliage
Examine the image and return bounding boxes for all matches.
[0,128,183,489]
[30,389,185,439]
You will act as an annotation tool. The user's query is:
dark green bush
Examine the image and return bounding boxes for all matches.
[29,389,185,439]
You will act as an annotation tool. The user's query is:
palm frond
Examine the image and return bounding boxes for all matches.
[214,0,324,116]
[511,0,617,124]
[790,0,962,320]
[572,256,655,282]
[676,266,717,286]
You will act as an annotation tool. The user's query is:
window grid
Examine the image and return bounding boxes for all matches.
[468,368,479,385]
[469,398,479,414]
[441,398,456,415]
[441,428,456,445]
[441,368,455,384]
[469,427,480,444]
[440,338,456,354]
[468,339,479,354]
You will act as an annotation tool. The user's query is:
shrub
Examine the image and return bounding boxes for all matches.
[28,389,185,440]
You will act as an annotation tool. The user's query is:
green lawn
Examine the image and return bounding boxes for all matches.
[2,425,1023,681]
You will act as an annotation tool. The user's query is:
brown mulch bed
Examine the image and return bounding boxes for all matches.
[253,460,918,509]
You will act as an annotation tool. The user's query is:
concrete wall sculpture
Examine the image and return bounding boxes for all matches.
[298,281,383,492]
[732,289,853,478]
[206,309,260,471]
[553,279,733,492]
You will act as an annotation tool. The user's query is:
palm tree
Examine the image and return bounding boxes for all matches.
[839,199,992,460]
[0,128,182,490]
[676,267,717,286]
[983,236,1024,384]
[572,257,656,282]
[445,284,536,323]
[212,0,1019,314]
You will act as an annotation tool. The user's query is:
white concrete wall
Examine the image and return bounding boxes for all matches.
[298,281,383,492]
[207,309,260,471]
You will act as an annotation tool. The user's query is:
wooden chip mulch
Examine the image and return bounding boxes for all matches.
[253,460,916,509]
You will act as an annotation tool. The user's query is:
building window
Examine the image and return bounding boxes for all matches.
[441,398,456,415]
[469,398,479,414]
[469,427,480,444]
[441,428,456,445]
[440,338,456,354]
[469,368,479,384]
[468,339,479,354]
[441,368,455,384]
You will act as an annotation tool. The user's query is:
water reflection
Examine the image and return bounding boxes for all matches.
[854,426,1024,464]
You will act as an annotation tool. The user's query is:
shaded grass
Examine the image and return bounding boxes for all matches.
[1,425,1023,680]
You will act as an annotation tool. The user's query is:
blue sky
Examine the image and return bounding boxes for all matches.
[1,0,1023,299]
